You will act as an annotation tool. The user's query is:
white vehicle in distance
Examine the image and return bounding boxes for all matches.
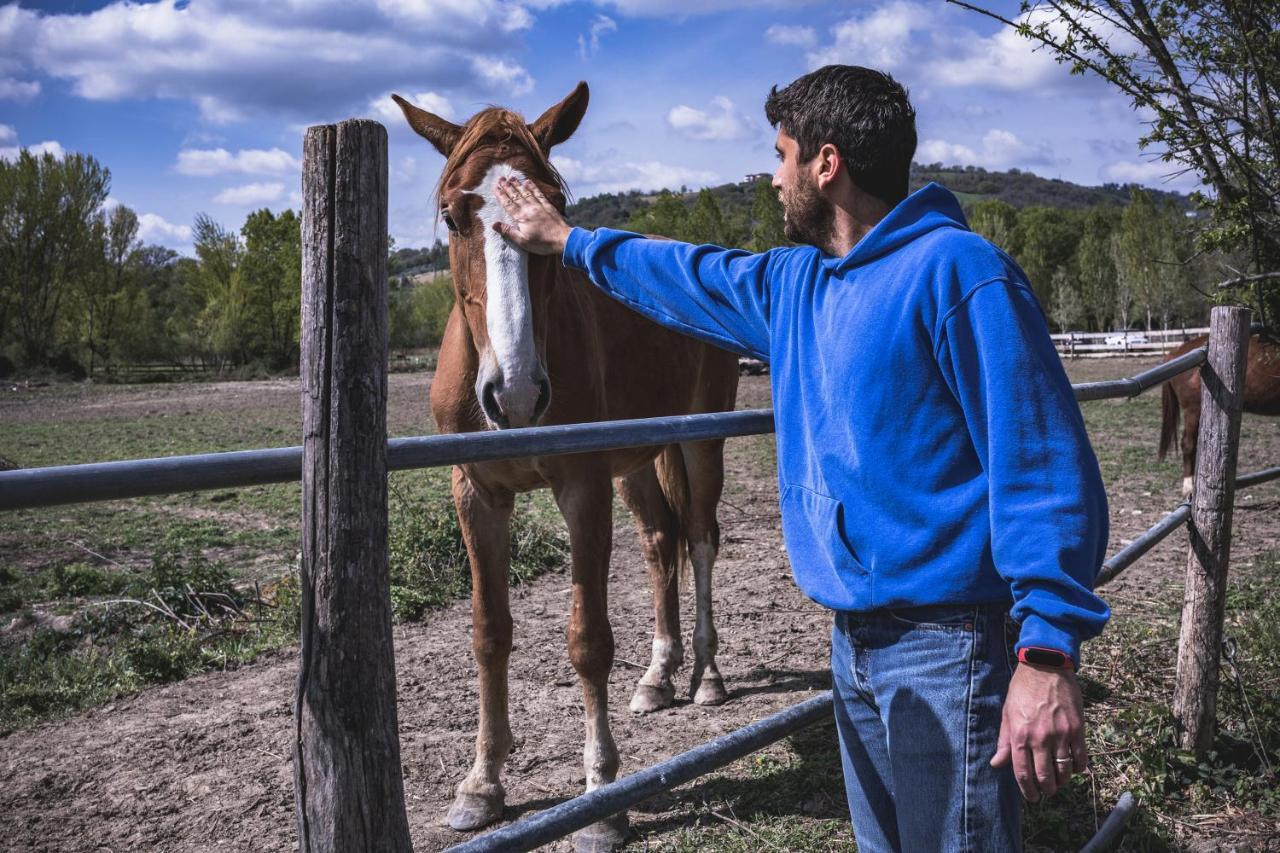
[1104,332,1150,348]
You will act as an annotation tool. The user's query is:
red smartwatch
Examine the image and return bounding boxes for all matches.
[1017,647,1075,671]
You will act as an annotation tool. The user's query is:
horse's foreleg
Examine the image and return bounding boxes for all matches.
[617,467,683,714]
[555,470,627,852]
[447,467,515,832]
[681,440,728,706]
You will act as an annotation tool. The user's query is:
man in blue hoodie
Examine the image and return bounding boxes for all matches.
[493,65,1109,852]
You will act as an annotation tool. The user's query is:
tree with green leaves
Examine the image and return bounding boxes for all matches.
[952,0,1280,327]
[684,188,727,245]
[240,208,302,369]
[968,199,1021,256]
[625,190,689,240]
[190,213,247,369]
[1049,266,1088,331]
[74,204,140,376]
[749,179,789,251]
[1074,207,1121,331]
[0,150,110,367]
[1013,206,1081,308]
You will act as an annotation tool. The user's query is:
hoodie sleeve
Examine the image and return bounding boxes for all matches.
[935,278,1110,666]
[562,226,772,360]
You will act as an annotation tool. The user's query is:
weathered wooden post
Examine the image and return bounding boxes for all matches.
[295,119,412,851]
[1172,305,1251,757]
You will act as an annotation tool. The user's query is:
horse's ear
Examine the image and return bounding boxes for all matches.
[392,94,462,157]
[529,81,589,151]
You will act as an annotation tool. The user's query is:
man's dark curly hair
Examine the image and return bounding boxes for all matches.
[765,65,917,207]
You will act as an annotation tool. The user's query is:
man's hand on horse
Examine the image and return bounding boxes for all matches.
[492,176,573,256]
[991,663,1088,802]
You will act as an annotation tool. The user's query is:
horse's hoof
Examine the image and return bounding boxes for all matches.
[573,812,628,852]
[693,675,727,706]
[629,682,675,714]
[446,790,504,831]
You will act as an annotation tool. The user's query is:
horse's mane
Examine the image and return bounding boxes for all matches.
[435,107,570,206]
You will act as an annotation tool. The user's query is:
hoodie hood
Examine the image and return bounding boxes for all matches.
[825,182,970,273]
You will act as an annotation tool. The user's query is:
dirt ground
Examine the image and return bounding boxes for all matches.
[2,363,1279,852]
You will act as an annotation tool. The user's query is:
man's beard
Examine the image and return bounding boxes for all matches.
[780,174,835,249]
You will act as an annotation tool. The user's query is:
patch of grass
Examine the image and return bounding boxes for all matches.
[638,719,851,851]
[0,545,300,731]
[387,475,567,621]
[1016,551,1280,850]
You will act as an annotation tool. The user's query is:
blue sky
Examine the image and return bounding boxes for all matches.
[0,0,1195,256]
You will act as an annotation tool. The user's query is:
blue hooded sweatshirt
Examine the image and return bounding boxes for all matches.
[562,182,1110,665]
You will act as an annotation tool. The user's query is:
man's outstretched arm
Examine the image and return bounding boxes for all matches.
[493,176,774,359]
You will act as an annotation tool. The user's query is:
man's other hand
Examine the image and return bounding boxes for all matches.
[492,176,573,256]
[991,663,1088,801]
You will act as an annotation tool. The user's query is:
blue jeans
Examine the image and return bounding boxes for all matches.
[831,604,1022,852]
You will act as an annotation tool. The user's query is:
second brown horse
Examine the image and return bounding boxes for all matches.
[1160,331,1280,496]
[394,83,739,850]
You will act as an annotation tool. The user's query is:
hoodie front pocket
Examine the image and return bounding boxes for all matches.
[779,484,868,584]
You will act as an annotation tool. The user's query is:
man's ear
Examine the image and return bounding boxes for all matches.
[814,142,843,191]
[392,94,462,157]
[529,81,589,151]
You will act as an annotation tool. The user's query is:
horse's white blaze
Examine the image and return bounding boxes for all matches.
[476,163,540,423]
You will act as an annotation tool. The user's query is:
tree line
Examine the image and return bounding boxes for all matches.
[0,149,1217,380]
[626,178,1208,332]
[0,150,301,378]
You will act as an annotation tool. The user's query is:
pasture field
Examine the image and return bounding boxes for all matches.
[1,357,1278,851]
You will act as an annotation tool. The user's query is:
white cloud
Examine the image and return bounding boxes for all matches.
[765,25,816,48]
[1101,158,1200,190]
[667,96,758,142]
[563,0,819,14]
[0,139,65,161]
[0,77,39,101]
[137,212,194,246]
[794,2,1106,96]
[808,1,922,70]
[471,55,534,96]
[579,14,617,60]
[213,182,285,205]
[918,129,1060,170]
[0,124,14,143]
[370,90,454,126]
[553,154,718,195]
[176,147,301,176]
[0,1,536,122]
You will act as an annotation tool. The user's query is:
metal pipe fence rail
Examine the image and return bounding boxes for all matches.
[0,346,1208,513]
[2,334,1273,853]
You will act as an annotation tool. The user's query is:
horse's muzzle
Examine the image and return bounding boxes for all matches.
[480,374,552,429]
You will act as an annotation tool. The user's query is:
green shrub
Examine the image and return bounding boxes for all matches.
[387,489,566,622]
[48,562,127,598]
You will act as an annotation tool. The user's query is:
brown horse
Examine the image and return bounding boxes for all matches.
[1159,331,1280,496]
[393,83,739,850]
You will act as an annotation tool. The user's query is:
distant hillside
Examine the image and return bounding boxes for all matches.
[563,163,1193,231]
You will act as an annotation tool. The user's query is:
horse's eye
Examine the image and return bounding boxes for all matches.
[442,210,458,232]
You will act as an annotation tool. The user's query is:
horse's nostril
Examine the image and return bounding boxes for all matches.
[481,381,508,426]
[533,378,552,420]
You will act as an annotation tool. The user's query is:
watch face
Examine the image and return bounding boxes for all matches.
[1023,648,1068,668]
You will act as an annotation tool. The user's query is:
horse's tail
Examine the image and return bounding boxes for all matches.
[1159,381,1180,461]
[655,443,692,589]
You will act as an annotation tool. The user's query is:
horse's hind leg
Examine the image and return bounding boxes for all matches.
[681,439,729,706]
[617,466,683,714]
[1182,403,1200,499]
[447,467,515,831]
[554,467,628,852]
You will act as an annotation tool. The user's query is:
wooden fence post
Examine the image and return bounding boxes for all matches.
[1172,305,1251,757]
[295,119,412,852]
